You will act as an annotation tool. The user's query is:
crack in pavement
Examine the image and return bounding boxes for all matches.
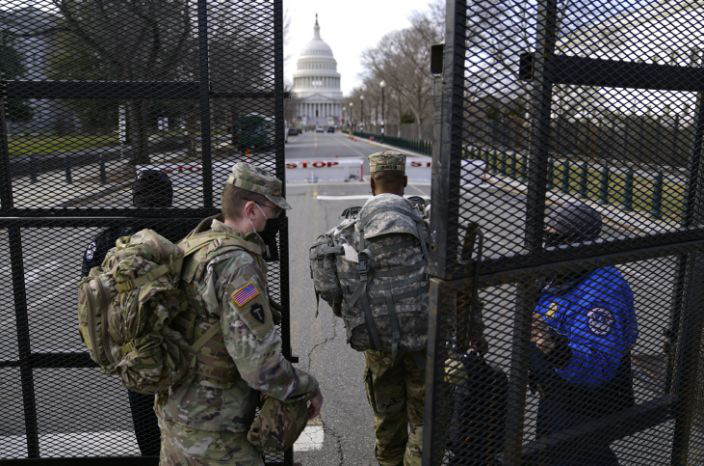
[320,413,345,466]
[305,313,344,464]
[306,313,339,372]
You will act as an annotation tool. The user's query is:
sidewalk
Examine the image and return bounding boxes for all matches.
[6,149,198,209]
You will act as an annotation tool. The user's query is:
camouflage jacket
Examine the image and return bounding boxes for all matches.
[156,218,318,433]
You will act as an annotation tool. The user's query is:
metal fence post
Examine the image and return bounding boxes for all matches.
[652,171,663,219]
[511,151,517,178]
[99,154,107,185]
[561,159,570,193]
[579,161,588,197]
[546,158,554,190]
[623,168,634,211]
[599,164,610,204]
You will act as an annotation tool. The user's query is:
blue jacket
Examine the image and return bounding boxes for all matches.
[533,266,638,388]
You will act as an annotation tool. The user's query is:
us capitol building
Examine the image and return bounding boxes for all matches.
[291,15,343,127]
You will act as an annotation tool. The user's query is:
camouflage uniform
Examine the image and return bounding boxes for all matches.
[156,163,319,465]
[365,151,426,466]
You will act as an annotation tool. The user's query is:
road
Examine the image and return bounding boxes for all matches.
[0,131,678,463]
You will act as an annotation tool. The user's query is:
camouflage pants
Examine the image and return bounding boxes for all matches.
[158,418,264,466]
[364,349,425,466]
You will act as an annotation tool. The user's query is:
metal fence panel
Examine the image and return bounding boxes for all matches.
[0,1,290,464]
[426,0,704,464]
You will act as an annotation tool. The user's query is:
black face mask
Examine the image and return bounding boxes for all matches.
[543,231,568,249]
[259,217,284,262]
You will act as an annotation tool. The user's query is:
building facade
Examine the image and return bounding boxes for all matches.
[291,15,343,127]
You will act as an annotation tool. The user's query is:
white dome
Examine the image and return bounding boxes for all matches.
[299,17,334,58]
[291,15,343,128]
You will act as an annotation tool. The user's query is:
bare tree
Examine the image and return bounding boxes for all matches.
[52,0,193,164]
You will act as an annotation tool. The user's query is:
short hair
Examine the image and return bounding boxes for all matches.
[221,184,270,220]
[132,170,173,207]
[372,170,406,190]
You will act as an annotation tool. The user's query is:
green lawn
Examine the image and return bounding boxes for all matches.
[471,148,685,222]
[8,135,119,157]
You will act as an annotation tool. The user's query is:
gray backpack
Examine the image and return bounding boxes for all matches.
[310,194,429,354]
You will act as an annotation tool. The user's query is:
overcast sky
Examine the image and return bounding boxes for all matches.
[284,0,436,96]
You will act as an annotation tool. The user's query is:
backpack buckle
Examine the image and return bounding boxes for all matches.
[357,259,369,282]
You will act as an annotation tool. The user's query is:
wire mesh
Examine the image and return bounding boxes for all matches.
[427,0,704,464]
[0,0,288,464]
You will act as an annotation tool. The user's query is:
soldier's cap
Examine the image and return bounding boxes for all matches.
[226,162,291,210]
[368,151,406,174]
[546,201,602,241]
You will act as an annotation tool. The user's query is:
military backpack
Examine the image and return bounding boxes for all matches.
[310,194,430,354]
[77,226,257,394]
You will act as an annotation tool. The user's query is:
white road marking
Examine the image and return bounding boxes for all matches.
[0,425,324,457]
[293,425,325,452]
[1,431,140,458]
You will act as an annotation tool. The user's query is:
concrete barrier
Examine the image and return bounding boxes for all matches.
[137,159,365,186]
[286,159,363,183]
[405,157,486,185]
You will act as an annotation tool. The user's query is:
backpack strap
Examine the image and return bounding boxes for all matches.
[114,263,171,293]
[355,250,382,351]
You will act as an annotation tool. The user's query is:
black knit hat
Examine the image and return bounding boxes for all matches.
[545,201,602,242]
[132,170,173,207]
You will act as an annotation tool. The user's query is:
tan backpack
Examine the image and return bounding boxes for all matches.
[77,228,253,394]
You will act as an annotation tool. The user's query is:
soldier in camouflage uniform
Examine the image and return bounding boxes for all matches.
[363,151,426,466]
[156,162,323,465]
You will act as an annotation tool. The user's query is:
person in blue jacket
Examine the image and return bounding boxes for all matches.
[529,202,638,465]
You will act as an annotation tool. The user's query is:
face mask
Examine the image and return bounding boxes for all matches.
[543,231,567,249]
[254,203,282,262]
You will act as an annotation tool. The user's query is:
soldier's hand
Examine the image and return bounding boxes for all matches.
[530,313,555,354]
[308,389,324,420]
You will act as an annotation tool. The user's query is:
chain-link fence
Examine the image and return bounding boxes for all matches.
[0,1,290,464]
[426,0,704,464]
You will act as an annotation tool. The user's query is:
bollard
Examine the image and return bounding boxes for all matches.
[623,169,634,211]
[99,154,107,185]
[547,159,554,190]
[510,152,517,179]
[579,161,588,197]
[64,154,72,184]
[29,154,37,183]
[651,171,663,219]
[561,159,570,193]
[491,149,498,173]
[599,164,610,204]
[501,151,507,175]
[521,153,528,181]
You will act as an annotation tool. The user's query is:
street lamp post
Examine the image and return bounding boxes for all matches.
[349,102,354,130]
[380,80,386,135]
[360,94,365,131]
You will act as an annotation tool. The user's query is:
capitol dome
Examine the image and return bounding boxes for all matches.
[291,15,343,127]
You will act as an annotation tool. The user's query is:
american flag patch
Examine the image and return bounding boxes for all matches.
[230,283,260,308]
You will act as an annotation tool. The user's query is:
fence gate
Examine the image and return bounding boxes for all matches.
[0,1,291,464]
[425,0,704,464]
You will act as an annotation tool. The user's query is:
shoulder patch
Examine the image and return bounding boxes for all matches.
[546,302,558,320]
[230,282,260,308]
[587,308,614,336]
[84,241,97,261]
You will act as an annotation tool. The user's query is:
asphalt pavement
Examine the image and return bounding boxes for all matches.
[0,130,678,463]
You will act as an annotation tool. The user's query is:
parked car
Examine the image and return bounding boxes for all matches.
[232,112,274,152]
[315,126,324,133]
[326,126,335,133]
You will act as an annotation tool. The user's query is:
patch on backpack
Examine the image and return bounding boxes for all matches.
[587,308,614,336]
[230,283,260,308]
[250,303,266,323]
